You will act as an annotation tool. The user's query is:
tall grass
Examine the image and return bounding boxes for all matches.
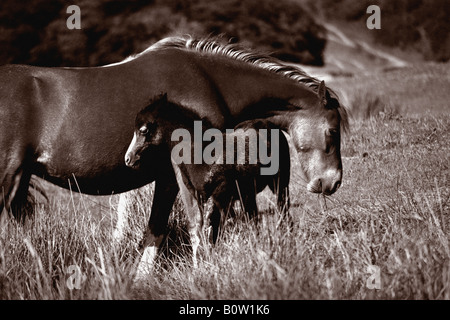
[347,90,402,121]
[1,111,448,299]
[1,82,449,299]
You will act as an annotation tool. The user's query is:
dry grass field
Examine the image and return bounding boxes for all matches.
[0,62,448,300]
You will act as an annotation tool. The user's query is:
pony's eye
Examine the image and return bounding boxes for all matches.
[328,129,338,136]
[299,146,310,152]
[139,126,148,135]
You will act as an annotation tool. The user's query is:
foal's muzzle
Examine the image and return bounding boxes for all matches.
[125,152,140,168]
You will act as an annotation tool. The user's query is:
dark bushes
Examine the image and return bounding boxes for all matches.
[0,0,325,67]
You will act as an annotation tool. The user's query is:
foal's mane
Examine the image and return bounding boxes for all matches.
[140,94,214,129]
[136,36,349,133]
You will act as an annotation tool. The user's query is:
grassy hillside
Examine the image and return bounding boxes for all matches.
[0,63,448,299]
[307,0,450,63]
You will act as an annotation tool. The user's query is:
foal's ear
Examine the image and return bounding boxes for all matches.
[318,80,327,105]
[159,92,168,103]
[153,92,168,113]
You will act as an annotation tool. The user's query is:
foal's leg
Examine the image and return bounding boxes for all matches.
[134,170,178,281]
[210,180,240,244]
[172,164,203,267]
[237,180,258,221]
[242,192,259,222]
[182,186,203,268]
[209,205,221,245]
[202,197,216,244]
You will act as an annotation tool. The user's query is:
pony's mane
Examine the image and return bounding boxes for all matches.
[138,36,349,133]
[150,36,323,92]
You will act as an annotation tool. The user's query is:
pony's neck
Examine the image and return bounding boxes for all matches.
[262,109,314,134]
[160,48,321,116]
[262,114,292,132]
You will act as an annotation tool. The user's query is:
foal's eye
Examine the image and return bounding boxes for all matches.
[139,126,148,135]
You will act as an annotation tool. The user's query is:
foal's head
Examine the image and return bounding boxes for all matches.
[125,93,169,168]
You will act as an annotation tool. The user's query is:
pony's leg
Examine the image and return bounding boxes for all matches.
[113,191,132,243]
[0,150,29,219]
[10,168,32,222]
[134,171,178,281]
[114,184,155,243]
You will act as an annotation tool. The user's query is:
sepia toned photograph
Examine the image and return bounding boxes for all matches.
[0,0,448,306]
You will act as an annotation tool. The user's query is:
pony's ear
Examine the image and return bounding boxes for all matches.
[318,80,327,105]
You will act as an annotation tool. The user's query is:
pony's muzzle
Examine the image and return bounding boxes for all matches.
[307,170,342,195]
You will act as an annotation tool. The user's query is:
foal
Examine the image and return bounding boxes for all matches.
[125,93,290,263]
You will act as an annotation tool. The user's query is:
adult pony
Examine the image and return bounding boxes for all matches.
[0,36,348,278]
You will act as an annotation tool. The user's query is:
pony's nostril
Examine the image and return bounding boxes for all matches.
[125,155,131,166]
[331,181,340,192]
[317,179,323,192]
[325,180,341,195]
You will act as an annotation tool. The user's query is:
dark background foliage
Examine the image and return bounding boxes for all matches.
[0,0,325,67]
[0,0,448,67]
[313,0,450,62]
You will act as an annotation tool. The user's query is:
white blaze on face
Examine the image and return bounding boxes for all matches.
[125,132,139,162]
[290,116,327,182]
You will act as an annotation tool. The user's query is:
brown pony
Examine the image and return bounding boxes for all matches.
[0,36,347,278]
